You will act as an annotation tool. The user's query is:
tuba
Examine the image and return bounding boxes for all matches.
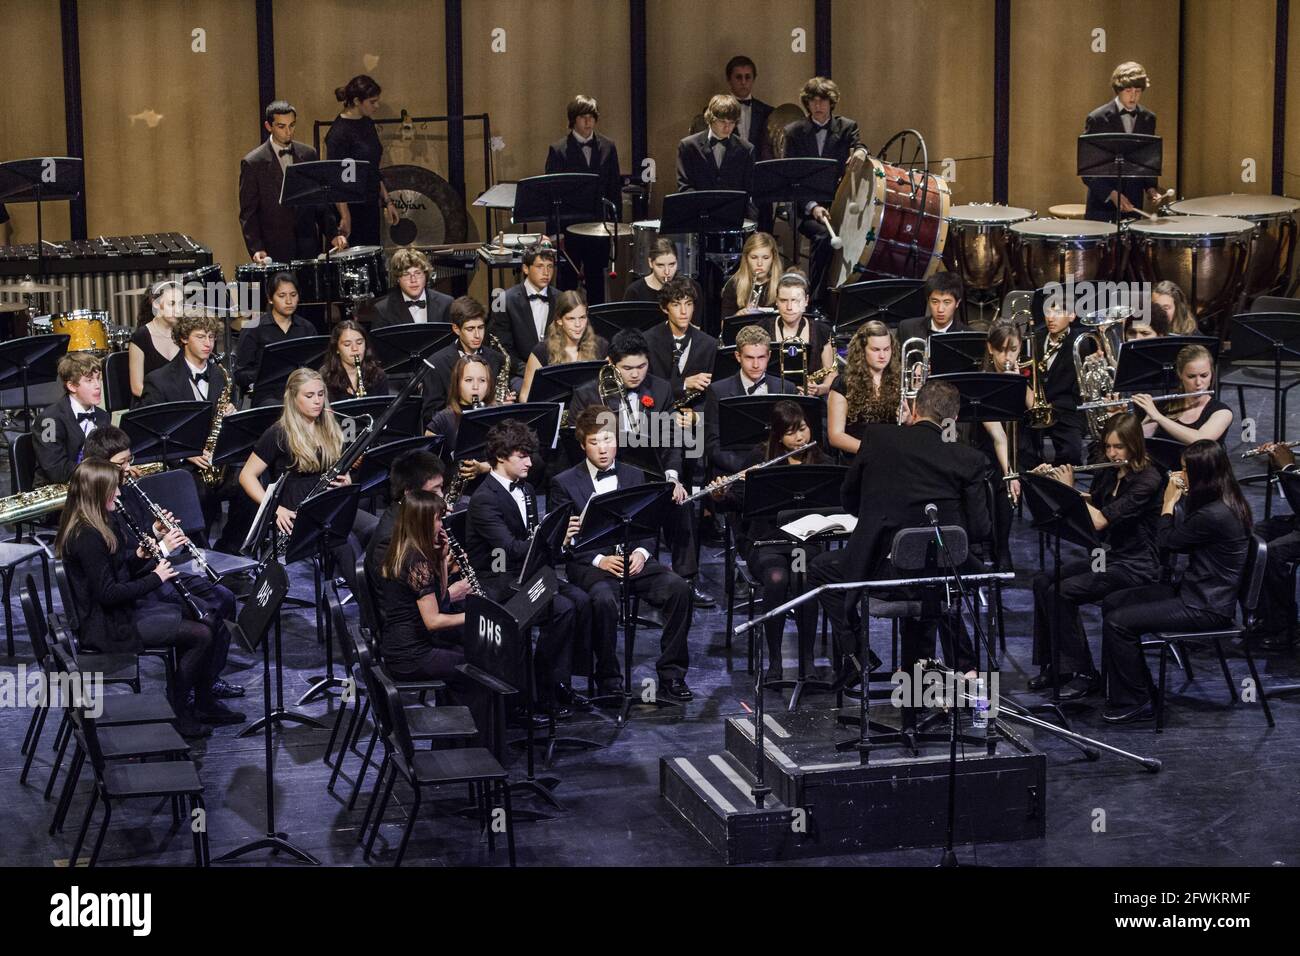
[1073,306,1130,439]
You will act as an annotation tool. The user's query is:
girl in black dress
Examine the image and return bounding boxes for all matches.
[622,238,679,302]
[427,355,497,506]
[378,489,471,683]
[56,459,237,737]
[129,280,183,399]
[761,270,835,396]
[827,319,904,456]
[325,74,399,247]
[1136,343,1232,446]
[518,289,608,400]
[720,231,783,318]
[320,319,389,403]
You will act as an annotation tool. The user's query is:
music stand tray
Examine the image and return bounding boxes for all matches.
[718,395,825,449]
[353,435,445,496]
[513,173,601,236]
[1228,313,1300,447]
[927,332,991,376]
[251,335,329,404]
[120,401,211,465]
[456,402,564,458]
[721,311,777,346]
[1112,335,1218,394]
[368,322,456,379]
[280,160,369,208]
[930,372,1029,424]
[0,333,69,426]
[528,362,605,410]
[586,301,664,343]
[332,395,422,438]
[712,345,739,382]
[660,190,748,236]
[210,406,281,470]
[834,279,927,336]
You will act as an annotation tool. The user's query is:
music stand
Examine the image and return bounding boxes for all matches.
[662,190,749,334]
[282,161,369,328]
[1113,335,1219,395]
[586,301,663,343]
[744,464,847,707]
[752,158,840,271]
[718,395,825,450]
[457,402,563,459]
[1077,132,1162,264]
[1228,313,1300,517]
[528,361,605,412]
[250,335,329,406]
[290,484,362,706]
[119,401,210,466]
[368,321,456,381]
[211,559,320,864]
[0,334,68,429]
[1144,436,1186,474]
[512,172,601,237]
[712,345,739,382]
[721,311,777,347]
[1021,472,1103,721]
[209,406,280,471]
[927,333,990,376]
[834,279,927,336]
[333,395,422,438]
[571,481,677,725]
[353,435,444,498]
[0,158,84,282]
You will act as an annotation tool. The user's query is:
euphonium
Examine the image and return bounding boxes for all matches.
[901,336,929,400]
[200,360,235,487]
[1073,306,1129,439]
[0,462,164,525]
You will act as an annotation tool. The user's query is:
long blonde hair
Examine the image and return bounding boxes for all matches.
[279,368,344,472]
[733,232,783,311]
[545,290,602,364]
[55,459,121,556]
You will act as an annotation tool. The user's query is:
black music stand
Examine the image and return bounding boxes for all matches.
[712,344,739,382]
[586,301,663,343]
[1077,133,1162,264]
[570,481,677,725]
[1021,472,1103,722]
[1145,436,1186,473]
[528,361,605,411]
[513,173,601,278]
[1228,313,1300,518]
[834,278,927,337]
[119,401,210,466]
[282,161,369,327]
[249,335,329,406]
[721,311,777,347]
[752,158,840,272]
[0,334,68,429]
[744,464,847,707]
[0,158,84,282]
[458,402,564,457]
[662,190,749,334]
[353,435,444,498]
[718,395,825,450]
[1112,335,1219,395]
[333,395,422,438]
[211,559,320,864]
[209,406,280,472]
[928,333,990,376]
[368,321,456,382]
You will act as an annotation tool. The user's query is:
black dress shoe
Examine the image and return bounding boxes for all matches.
[174,715,212,740]
[830,657,862,692]
[540,702,573,721]
[691,586,716,608]
[210,678,246,699]
[763,663,784,686]
[659,677,694,702]
[194,701,246,726]
[554,682,593,712]
[1027,668,1063,692]
[594,677,625,697]
[507,707,550,730]
[1102,701,1155,724]
[1057,673,1101,701]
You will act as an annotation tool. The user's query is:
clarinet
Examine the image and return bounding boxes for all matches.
[121,474,220,582]
[443,528,484,596]
[354,354,366,398]
[115,500,214,626]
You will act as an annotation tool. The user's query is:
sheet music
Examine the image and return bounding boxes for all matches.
[242,474,285,558]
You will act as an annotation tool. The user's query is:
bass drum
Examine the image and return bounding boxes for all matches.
[943,203,1035,292]
[631,220,699,278]
[830,157,951,285]
[567,222,635,300]
[1008,218,1118,288]
[1167,194,1299,298]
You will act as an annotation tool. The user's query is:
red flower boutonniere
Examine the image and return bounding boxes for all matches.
[640,394,655,410]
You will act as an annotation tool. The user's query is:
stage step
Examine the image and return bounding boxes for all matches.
[659,752,803,865]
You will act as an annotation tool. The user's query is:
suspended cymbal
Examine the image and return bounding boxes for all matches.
[0,301,31,313]
[0,280,64,294]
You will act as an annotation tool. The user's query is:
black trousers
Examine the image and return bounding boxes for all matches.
[798,217,834,309]
[484,576,588,694]
[558,233,609,306]
[750,543,821,667]
[807,548,977,674]
[1032,559,1150,675]
[1101,584,1233,707]
[567,558,692,680]
[144,573,237,688]
[1255,516,1299,635]
[1020,413,1085,469]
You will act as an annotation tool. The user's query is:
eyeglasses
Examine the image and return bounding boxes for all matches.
[400,270,425,280]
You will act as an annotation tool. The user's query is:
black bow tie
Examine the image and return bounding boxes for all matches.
[708,136,728,148]
[594,468,616,481]
[277,147,292,158]
[738,98,753,106]
[75,411,96,423]
[813,122,830,133]
[528,293,548,302]
[192,369,209,384]
[745,381,763,395]
[1120,109,1136,117]
[509,480,522,493]
[406,299,426,309]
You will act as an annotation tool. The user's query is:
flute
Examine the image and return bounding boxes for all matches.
[682,442,816,503]
[1077,389,1213,412]
[1003,460,1126,482]
[1241,439,1299,460]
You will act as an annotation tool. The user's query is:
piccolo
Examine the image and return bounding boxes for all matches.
[682,442,816,503]
[1003,460,1126,482]
[1242,440,1299,460]
[1077,389,1213,412]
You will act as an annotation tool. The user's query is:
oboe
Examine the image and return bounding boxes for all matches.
[115,498,214,625]
[121,474,220,582]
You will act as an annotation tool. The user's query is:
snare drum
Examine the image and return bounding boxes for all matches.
[27,315,52,337]
[45,310,110,353]
[1008,218,1118,288]
[631,220,699,277]
[234,261,290,315]
[943,204,1035,291]
[702,219,757,263]
[179,263,228,315]
[1167,194,1299,297]
[1124,215,1255,336]
[830,157,951,284]
[330,245,388,301]
[567,222,636,299]
[290,257,331,303]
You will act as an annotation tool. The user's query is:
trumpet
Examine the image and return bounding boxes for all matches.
[681,441,816,503]
[1003,460,1126,482]
[1077,389,1213,412]
[1242,439,1300,460]
[901,336,928,400]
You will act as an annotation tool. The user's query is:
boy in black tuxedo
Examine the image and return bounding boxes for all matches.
[1020,302,1085,467]
[420,296,508,423]
[782,77,869,307]
[33,353,109,487]
[726,55,774,163]
[702,324,797,479]
[549,406,694,701]
[369,248,454,328]
[466,420,589,715]
[545,94,622,306]
[676,93,756,197]
[643,277,718,420]
[896,272,968,343]
[491,245,559,369]
[238,100,346,265]
[1083,62,1163,222]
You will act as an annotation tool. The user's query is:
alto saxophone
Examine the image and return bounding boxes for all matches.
[354,354,366,398]
[488,332,512,404]
[443,528,483,596]
[200,361,234,487]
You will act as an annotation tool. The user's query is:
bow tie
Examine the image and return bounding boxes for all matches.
[745,381,763,395]
[594,468,616,481]
[192,369,210,384]
[708,136,728,148]
[812,122,830,133]
[509,480,522,493]
[75,411,96,423]
[277,147,292,158]
[406,299,426,309]
[528,293,548,302]
[737,98,753,106]
[1120,109,1136,117]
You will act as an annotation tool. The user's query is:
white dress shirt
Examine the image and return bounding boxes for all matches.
[185,357,210,401]
[740,373,767,396]
[69,397,97,436]
[586,459,651,565]
[524,279,549,340]
[274,141,294,172]
[1113,97,1137,134]
[573,131,594,166]
[490,470,528,527]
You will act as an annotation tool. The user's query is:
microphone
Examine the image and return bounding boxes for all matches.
[924,502,940,526]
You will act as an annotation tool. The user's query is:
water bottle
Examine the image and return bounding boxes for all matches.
[971,677,989,735]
